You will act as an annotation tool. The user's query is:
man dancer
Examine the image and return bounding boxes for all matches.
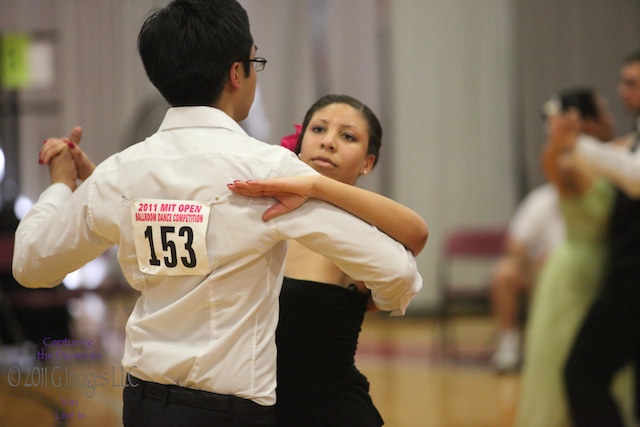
[12,1,422,426]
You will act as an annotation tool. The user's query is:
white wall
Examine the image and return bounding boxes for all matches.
[389,0,517,309]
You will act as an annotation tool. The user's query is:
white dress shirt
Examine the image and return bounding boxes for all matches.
[576,131,640,198]
[508,183,564,262]
[13,106,422,406]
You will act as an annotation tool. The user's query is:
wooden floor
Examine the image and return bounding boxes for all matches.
[0,293,520,426]
[358,314,519,427]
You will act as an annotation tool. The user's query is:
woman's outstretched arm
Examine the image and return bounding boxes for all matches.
[228,175,428,256]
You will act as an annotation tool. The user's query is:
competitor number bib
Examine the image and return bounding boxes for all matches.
[131,198,211,275]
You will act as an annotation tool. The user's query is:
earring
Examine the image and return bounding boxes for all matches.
[362,170,367,175]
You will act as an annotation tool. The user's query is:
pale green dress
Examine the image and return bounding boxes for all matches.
[515,179,637,427]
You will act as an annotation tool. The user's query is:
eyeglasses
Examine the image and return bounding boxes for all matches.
[246,57,267,72]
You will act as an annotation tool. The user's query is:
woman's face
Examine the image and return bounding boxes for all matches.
[298,103,376,185]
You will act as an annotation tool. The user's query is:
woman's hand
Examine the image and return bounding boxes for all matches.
[227,176,318,220]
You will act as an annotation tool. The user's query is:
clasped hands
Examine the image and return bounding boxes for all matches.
[39,126,96,191]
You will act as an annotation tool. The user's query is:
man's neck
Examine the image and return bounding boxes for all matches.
[214,98,244,123]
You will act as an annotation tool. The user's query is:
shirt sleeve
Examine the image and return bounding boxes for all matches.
[272,199,422,316]
[12,180,113,288]
[575,135,640,198]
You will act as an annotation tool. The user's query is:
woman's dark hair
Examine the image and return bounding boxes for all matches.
[138,0,253,107]
[542,88,600,121]
[294,94,382,167]
[559,88,600,121]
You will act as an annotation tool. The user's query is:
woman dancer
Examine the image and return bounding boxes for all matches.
[231,94,428,426]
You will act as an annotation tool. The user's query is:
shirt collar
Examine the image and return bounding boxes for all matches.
[158,106,249,136]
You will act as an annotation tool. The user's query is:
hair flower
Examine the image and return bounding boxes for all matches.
[280,124,302,152]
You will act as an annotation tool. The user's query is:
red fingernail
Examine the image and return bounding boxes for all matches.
[68,141,75,149]
[43,139,47,145]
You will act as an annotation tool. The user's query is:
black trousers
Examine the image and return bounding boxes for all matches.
[123,376,275,427]
[564,275,640,427]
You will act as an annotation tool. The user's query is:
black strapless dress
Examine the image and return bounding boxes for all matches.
[275,277,384,426]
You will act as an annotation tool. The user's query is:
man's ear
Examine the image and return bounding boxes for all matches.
[229,62,242,89]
